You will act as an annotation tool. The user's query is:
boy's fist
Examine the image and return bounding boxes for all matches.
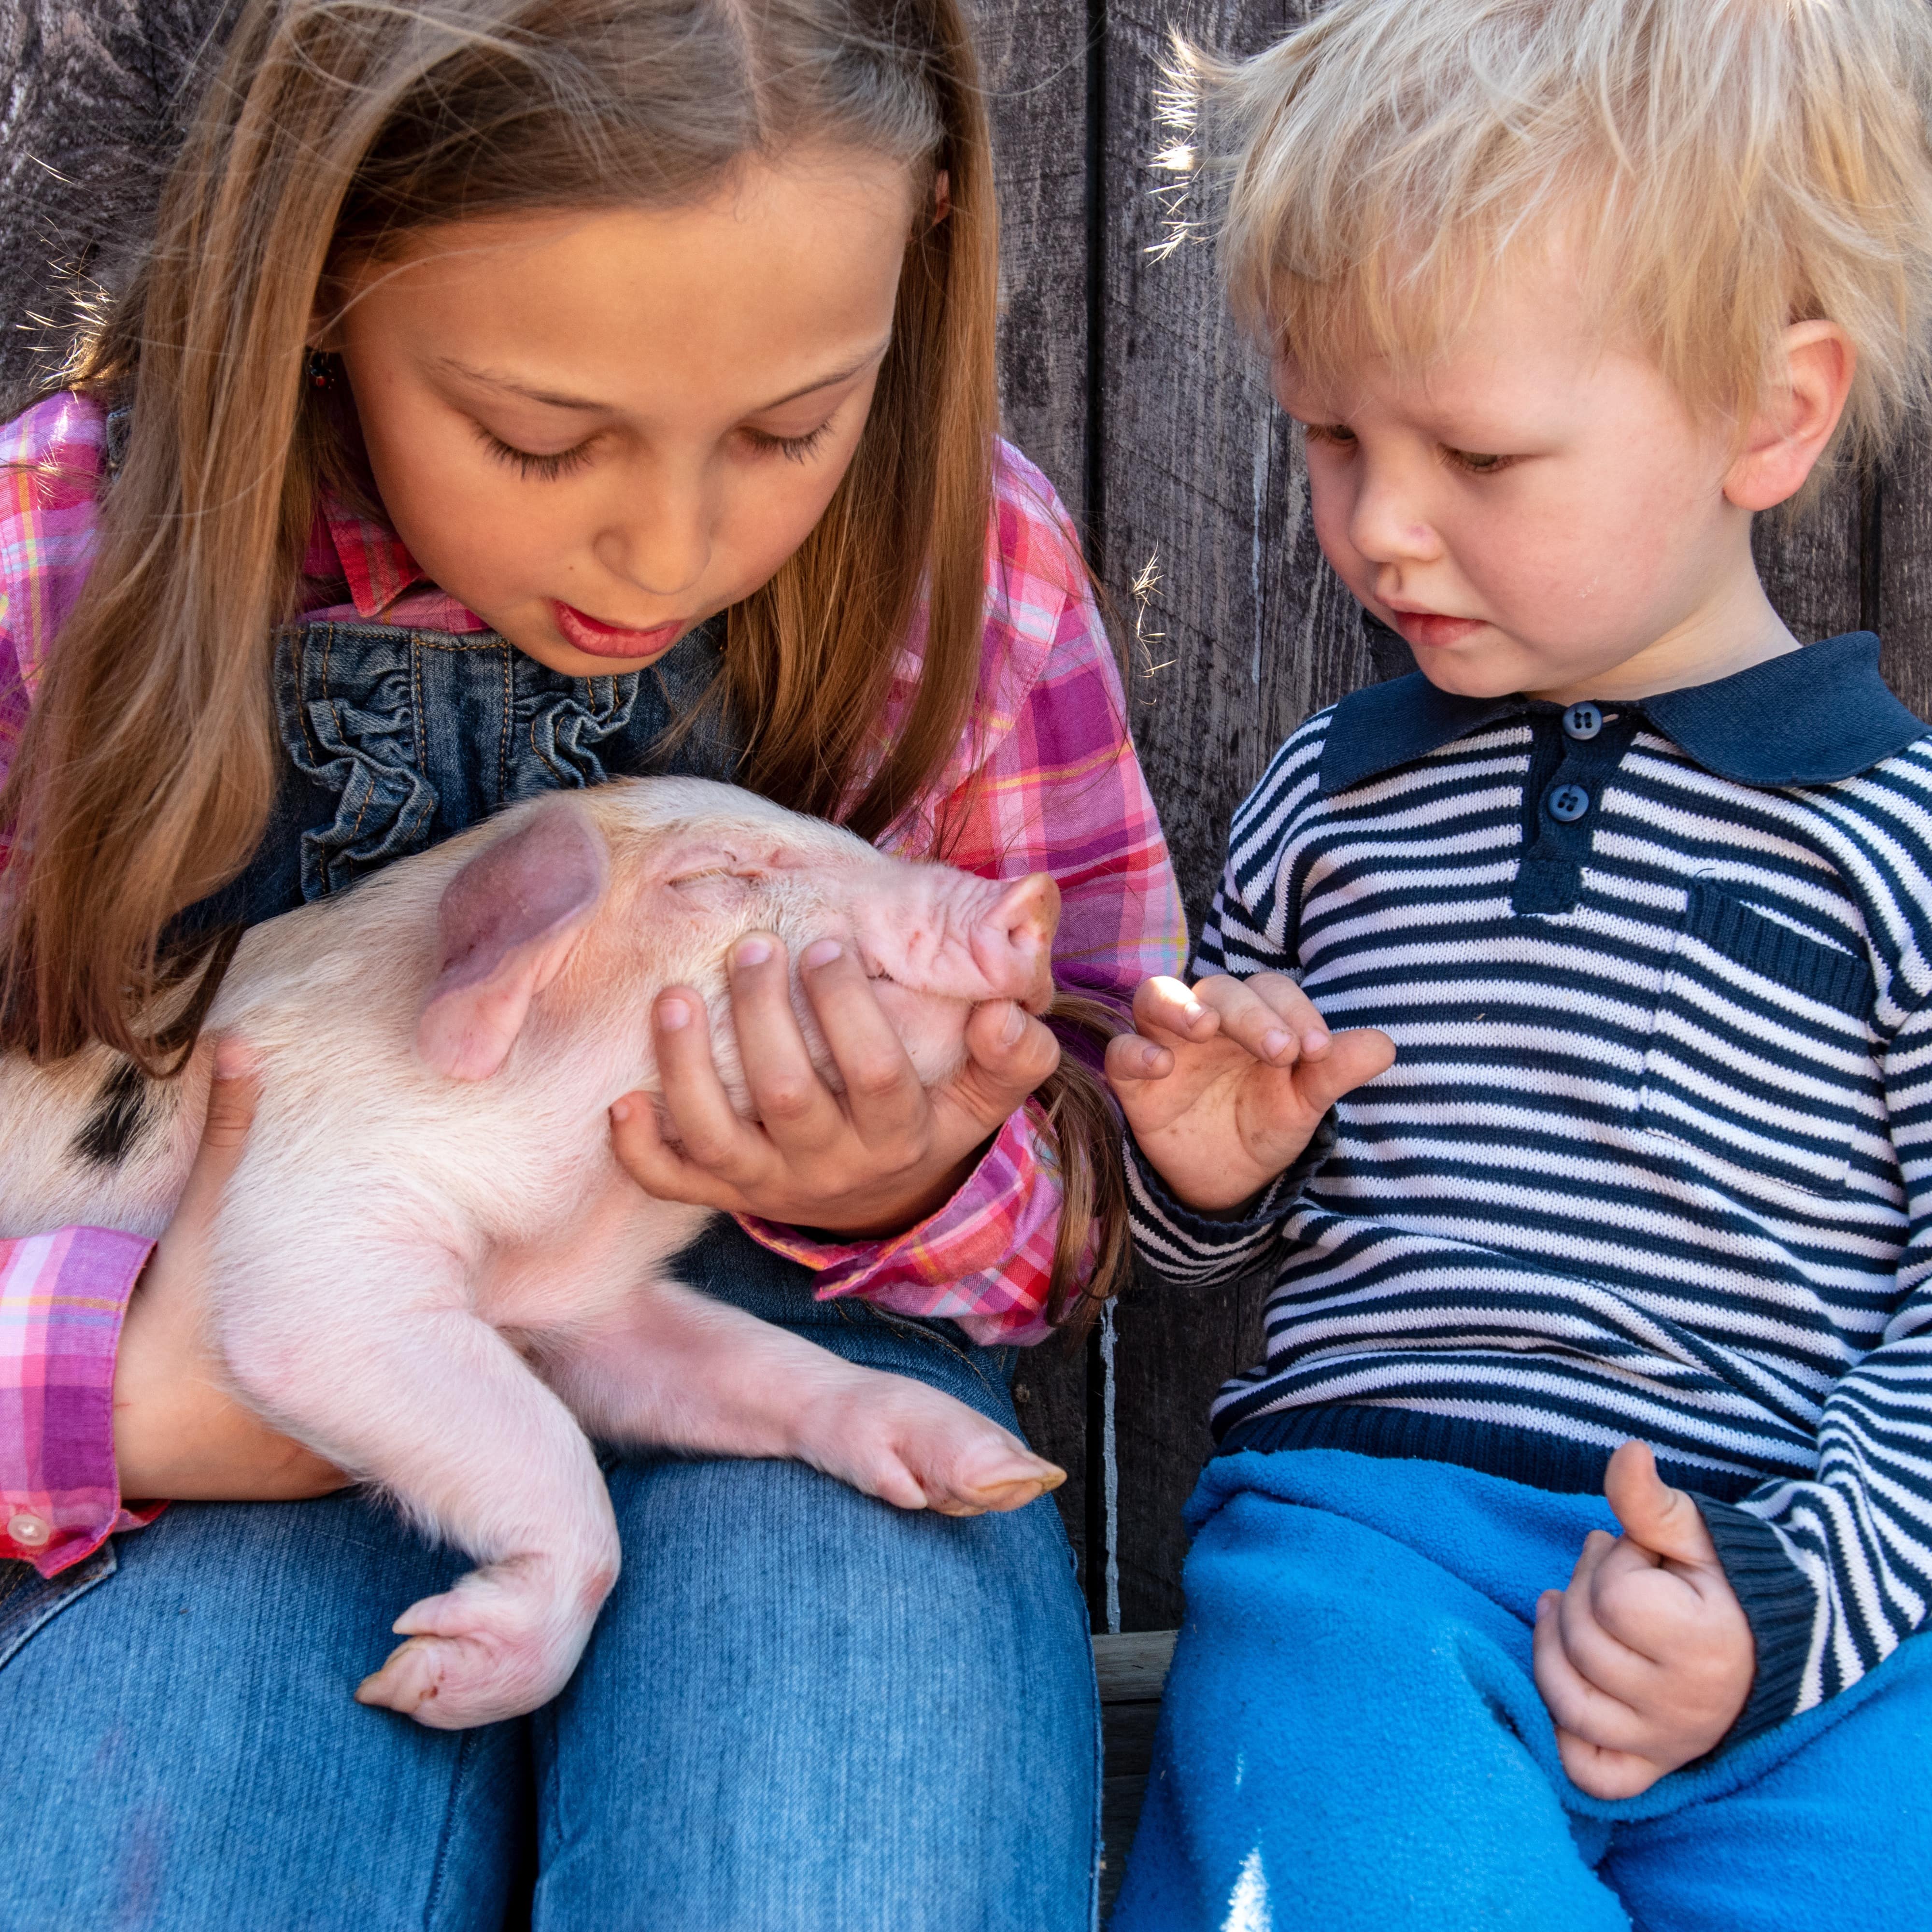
[1534,1441,1756,1798]
[1103,973,1394,1212]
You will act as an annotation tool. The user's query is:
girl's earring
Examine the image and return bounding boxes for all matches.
[305,348,336,391]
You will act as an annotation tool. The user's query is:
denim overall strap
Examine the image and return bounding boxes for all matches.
[179,615,736,936]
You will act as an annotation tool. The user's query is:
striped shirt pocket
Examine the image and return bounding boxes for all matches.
[1638,881,1877,1197]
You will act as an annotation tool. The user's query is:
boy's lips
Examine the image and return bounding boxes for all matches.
[1386,608,1485,650]
[552,600,691,660]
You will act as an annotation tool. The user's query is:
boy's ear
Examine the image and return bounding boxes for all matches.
[1724,321,1856,514]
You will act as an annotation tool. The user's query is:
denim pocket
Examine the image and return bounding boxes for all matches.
[0,1543,117,1669]
[1638,881,1879,1197]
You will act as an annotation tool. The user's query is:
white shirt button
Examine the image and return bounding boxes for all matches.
[6,1510,51,1548]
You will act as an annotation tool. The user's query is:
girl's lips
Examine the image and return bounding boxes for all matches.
[1389,610,1485,650]
[552,600,691,660]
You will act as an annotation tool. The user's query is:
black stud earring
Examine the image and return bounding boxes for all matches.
[305,347,335,391]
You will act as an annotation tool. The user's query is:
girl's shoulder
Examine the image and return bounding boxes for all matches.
[988,439,1090,640]
[978,438,1115,706]
[0,391,112,698]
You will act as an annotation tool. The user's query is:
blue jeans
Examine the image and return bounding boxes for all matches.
[1113,1448,1932,1932]
[0,1232,1099,1931]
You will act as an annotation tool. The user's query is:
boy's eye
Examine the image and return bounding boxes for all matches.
[1304,423,1357,448]
[1444,447,1512,475]
[479,429,595,482]
[742,422,834,464]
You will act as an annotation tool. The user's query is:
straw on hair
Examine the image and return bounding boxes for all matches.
[1175,0,1932,467]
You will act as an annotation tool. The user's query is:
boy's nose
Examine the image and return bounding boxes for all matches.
[1346,463,1443,567]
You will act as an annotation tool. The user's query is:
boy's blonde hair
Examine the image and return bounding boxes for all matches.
[1187,0,1932,462]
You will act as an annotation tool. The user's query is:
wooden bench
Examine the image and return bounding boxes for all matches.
[1094,1629,1177,1918]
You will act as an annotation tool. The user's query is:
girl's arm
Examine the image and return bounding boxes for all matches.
[0,1228,164,1574]
[0,394,156,1574]
[739,453,1187,1342]
[0,398,340,1568]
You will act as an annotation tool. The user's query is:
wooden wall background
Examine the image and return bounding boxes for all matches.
[6,0,1930,1634]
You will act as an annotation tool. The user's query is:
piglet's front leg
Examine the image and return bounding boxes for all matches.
[545,1279,1065,1516]
[221,1268,620,1729]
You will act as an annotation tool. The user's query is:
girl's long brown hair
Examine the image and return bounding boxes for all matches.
[1,0,1131,1316]
[2,0,995,1070]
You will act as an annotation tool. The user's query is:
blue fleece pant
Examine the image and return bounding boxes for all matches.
[1111,1448,1932,1932]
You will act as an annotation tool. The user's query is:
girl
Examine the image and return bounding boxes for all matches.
[0,1,1184,1925]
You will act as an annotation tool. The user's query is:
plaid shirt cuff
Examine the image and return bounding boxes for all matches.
[1,1228,167,1577]
[736,1102,1065,1346]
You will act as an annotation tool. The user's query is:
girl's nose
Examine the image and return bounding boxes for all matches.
[595,489,712,600]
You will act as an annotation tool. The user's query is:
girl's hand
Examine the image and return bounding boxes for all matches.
[112,1047,350,1503]
[1104,973,1394,1212]
[1534,1441,1756,1799]
[609,933,1060,1237]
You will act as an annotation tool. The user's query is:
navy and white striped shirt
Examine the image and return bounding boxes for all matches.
[1126,633,1932,1742]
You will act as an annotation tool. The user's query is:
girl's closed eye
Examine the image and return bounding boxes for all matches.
[741,421,835,464]
[1304,422,1358,450]
[477,425,597,483]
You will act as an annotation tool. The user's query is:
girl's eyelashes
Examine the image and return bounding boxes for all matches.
[742,421,834,464]
[477,426,596,482]
[1304,422,1357,449]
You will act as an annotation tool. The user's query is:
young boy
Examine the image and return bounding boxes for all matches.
[1106,2,1932,1927]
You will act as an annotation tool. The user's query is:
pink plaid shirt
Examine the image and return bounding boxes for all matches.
[0,391,1184,1576]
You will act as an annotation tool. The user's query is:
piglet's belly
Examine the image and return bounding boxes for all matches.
[471,1177,715,1334]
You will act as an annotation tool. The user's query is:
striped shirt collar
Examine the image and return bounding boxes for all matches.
[1320,630,1926,795]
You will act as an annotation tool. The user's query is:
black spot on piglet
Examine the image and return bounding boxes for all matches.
[72,1061,152,1167]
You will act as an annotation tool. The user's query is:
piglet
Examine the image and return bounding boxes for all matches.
[0,777,1067,1728]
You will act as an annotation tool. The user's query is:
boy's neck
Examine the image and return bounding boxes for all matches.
[1527,571,1802,709]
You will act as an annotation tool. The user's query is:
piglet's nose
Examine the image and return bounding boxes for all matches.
[975,872,1060,1013]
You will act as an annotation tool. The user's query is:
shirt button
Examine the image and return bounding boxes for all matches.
[6,1511,51,1548]
[1563,702,1603,740]
[1547,782,1591,824]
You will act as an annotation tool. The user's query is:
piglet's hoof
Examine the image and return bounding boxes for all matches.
[797,1375,1066,1518]
[353,1556,609,1729]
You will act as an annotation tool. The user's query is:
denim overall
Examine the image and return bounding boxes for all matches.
[0,613,1099,1931]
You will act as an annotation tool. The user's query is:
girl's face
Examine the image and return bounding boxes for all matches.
[331,148,918,677]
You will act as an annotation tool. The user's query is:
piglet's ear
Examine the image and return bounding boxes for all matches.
[415,799,609,1081]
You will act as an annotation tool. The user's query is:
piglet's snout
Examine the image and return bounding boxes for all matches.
[849,867,1060,1014]
[973,873,1059,1012]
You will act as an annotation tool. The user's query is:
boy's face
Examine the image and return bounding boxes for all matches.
[1277,262,1770,702]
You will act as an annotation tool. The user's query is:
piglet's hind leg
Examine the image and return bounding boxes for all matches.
[548,1280,1064,1516]
[225,1288,619,1728]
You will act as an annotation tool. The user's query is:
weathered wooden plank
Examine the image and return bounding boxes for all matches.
[1751,469,1865,656]
[978,0,1097,1595]
[1094,1628,1176,1919]
[0,0,241,410]
[1879,423,1932,719]
[1093,0,1369,1630]
[1094,1624,1176,1701]
[978,0,1092,523]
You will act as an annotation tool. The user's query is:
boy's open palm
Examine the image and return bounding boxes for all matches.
[1104,974,1395,1212]
[1534,1441,1756,1799]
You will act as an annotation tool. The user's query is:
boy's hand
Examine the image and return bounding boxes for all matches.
[1103,974,1395,1212]
[1534,1441,1756,1799]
